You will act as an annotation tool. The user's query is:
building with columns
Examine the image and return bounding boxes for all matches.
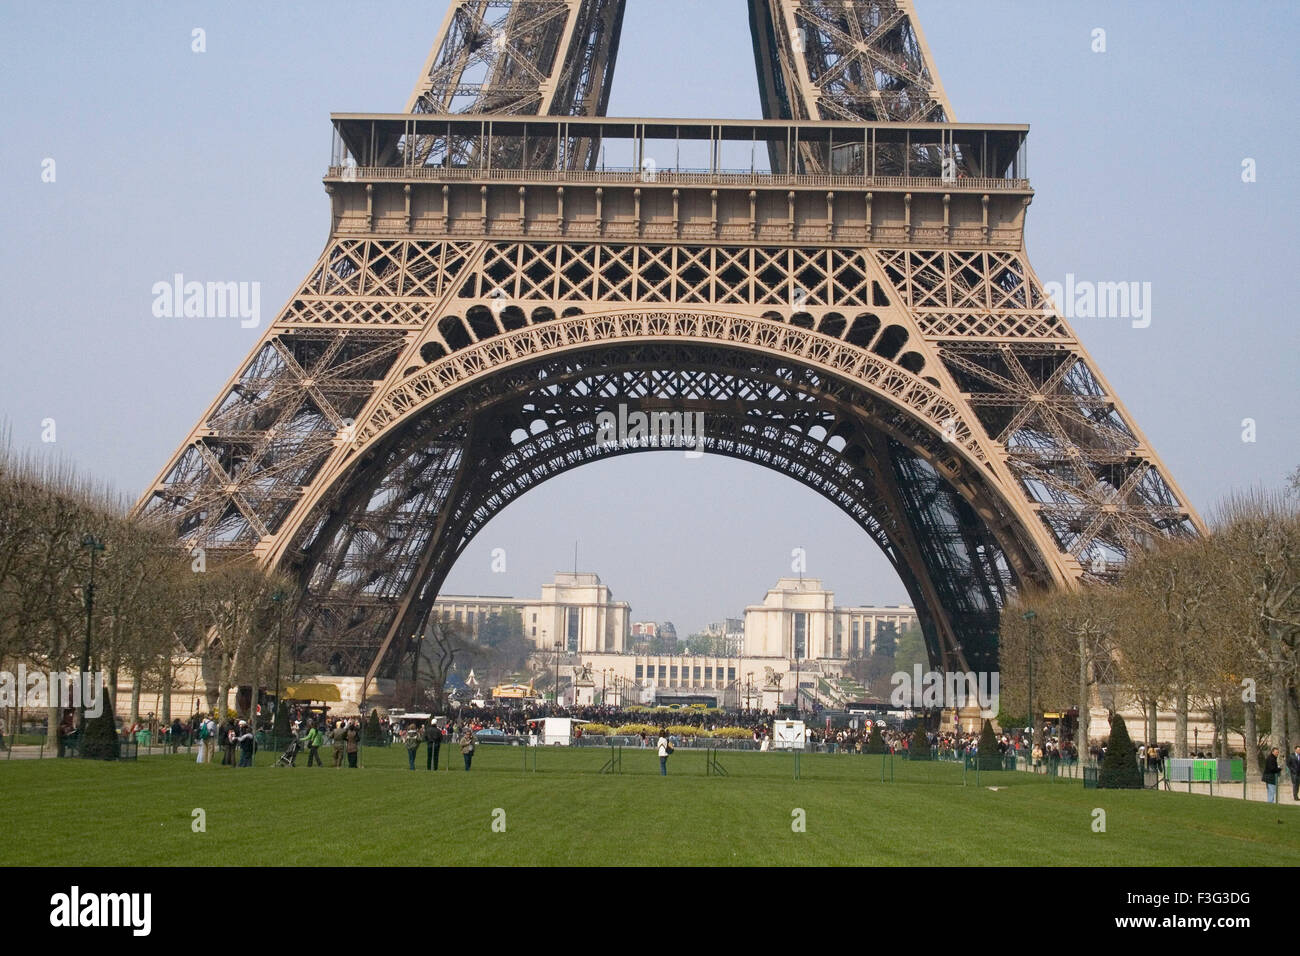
[743,577,917,660]
[433,573,918,709]
[434,571,631,654]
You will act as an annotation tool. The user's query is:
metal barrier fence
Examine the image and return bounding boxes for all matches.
[4,727,1297,804]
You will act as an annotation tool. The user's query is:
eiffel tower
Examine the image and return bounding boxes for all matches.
[136,0,1202,685]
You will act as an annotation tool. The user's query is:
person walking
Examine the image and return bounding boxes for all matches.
[425,719,443,771]
[657,729,672,776]
[460,727,476,771]
[305,721,323,767]
[404,726,421,770]
[1287,745,1300,802]
[1263,747,1281,803]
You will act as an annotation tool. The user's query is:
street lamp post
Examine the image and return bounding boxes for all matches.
[79,534,105,739]
[271,590,285,741]
[1023,610,1037,761]
[553,641,562,708]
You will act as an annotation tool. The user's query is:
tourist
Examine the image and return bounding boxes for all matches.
[221,720,237,766]
[1263,747,1281,803]
[235,720,255,767]
[425,719,443,771]
[203,715,217,763]
[332,720,347,767]
[196,715,210,763]
[460,727,476,771]
[657,729,671,775]
[404,726,421,770]
[1288,745,1300,802]
[304,721,323,767]
[346,720,360,768]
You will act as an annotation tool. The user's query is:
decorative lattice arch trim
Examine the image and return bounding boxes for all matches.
[353,309,989,468]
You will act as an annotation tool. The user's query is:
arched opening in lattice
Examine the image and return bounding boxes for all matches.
[279,336,1055,680]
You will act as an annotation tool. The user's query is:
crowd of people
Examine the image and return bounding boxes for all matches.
[57,700,1096,770]
[145,701,1093,760]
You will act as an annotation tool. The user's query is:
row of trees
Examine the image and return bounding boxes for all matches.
[998,483,1300,772]
[0,446,290,746]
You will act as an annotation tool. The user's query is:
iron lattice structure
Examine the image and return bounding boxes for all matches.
[137,0,1201,683]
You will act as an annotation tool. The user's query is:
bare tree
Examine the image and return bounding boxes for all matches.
[1115,538,1219,757]
[1000,586,1115,751]
[417,615,471,713]
[1212,489,1300,761]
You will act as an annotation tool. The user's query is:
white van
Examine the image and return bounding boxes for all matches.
[536,717,587,746]
[771,719,806,750]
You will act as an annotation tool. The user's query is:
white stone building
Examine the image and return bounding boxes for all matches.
[435,571,631,654]
[742,577,918,660]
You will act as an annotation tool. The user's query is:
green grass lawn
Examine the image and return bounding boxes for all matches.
[2,744,1296,866]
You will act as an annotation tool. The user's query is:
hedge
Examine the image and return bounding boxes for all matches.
[612,724,659,737]
[710,727,752,740]
[664,725,709,738]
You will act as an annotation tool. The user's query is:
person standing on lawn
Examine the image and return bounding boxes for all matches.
[404,726,421,770]
[460,728,476,771]
[1263,747,1281,803]
[331,720,347,767]
[425,719,443,771]
[1287,745,1300,802]
[235,720,255,767]
[196,715,210,764]
[346,720,360,768]
[657,730,672,776]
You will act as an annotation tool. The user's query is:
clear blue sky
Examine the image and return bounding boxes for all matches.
[2,1,1296,636]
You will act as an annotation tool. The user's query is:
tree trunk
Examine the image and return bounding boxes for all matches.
[1077,633,1090,754]
[1288,689,1300,762]
[129,674,141,726]
[247,656,258,727]
[216,650,230,723]
[1244,700,1259,775]
[161,664,172,726]
[1174,689,1188,757]
[1213,698,1226,758]
[1146,699,1158,748]
[1269,624,1288,756]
